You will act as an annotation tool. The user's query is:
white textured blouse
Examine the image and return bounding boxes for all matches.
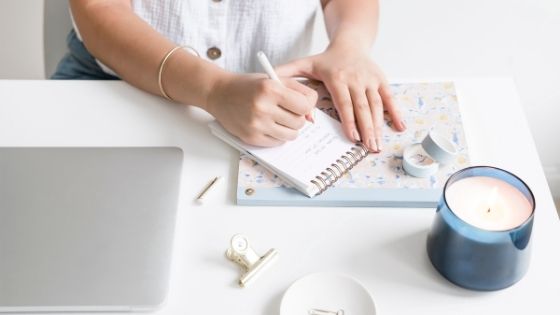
[75,0,321,75]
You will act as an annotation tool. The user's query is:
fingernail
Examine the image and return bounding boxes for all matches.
[376,139,383,151]
[352,130,361,142]
[367,138,378,152]
[306,113,315,124]
[401,120,407,130]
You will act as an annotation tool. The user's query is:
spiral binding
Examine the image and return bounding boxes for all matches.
[310,142,369,195]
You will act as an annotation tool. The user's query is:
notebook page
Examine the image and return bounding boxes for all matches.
[244,110,356,188]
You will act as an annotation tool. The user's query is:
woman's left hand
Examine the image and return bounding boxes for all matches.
[276,45,406,152]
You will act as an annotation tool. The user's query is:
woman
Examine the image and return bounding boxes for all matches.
[53,0,405,151]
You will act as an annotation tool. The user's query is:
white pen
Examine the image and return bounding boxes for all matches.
[256,51,315,123]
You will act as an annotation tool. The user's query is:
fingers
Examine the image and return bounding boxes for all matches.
[282,79,318,110]
[350,87,377,152]
[267,123,299,142]
[276,82,315,116]
[262,134,285,147]
[324,79,403,153]
[239,121,294,147]
[274,57,314,78]
[247,79,310,146]
[367,88,384,152]
[273,106,307,130]
[323,80,360,143]
[282,79,318,123]
[379,82,406,131]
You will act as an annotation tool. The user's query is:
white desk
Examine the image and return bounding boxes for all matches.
[1,78,558,315]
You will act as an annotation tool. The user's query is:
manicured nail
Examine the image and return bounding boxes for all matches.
[352,130,361,142]
[306,113,315,124]
[400,120,407,130]
[367,138,378,152]
[376,138,383,151]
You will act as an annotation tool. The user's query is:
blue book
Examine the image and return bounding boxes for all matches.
[211,81,470,207]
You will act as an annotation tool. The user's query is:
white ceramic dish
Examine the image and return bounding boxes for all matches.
[280,273,376,315]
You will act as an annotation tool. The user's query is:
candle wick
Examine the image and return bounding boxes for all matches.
[487,208,491,213]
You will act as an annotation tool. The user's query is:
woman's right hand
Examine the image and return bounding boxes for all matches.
[206,73,318,147]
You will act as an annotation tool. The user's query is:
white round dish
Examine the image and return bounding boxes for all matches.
[280,273,376,315]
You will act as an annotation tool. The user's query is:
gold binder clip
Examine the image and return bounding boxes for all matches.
[226,234,278,288]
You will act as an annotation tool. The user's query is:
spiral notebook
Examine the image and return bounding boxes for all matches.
[209,109,367,198]
[211,81,470,207]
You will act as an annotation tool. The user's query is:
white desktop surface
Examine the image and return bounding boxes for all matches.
[0,78,558,315]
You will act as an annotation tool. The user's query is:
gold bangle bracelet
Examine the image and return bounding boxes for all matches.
[158,45,200,102]
[158,46,184,102]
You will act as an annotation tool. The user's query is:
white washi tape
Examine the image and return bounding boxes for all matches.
[403,131,458,178]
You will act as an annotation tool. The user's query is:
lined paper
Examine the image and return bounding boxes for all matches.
[246,111,354,184]
[209,110,356,196]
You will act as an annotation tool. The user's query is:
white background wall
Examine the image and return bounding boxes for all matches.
[374,0,560,201]
[375,0,560,198]
[0,1,44,79]
[1,0,559,201]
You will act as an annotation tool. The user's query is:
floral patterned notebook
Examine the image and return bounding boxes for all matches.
[236,81,470,207]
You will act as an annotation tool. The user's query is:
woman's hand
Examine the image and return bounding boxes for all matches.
[276,45,406,152]
[206,73,318,147]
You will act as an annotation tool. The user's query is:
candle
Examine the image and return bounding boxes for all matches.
[445,176,533,231]
[427,166,535,291]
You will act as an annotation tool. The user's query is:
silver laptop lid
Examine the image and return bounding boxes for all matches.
[0,147,183,312]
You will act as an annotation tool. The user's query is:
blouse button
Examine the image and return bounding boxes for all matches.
[207,47,222,60]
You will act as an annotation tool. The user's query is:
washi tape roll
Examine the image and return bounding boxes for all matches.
[403,131,458,178]
[403,143,439,178]
[421,131,458,164]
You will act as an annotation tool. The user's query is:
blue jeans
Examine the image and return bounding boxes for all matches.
[51,29,119,80]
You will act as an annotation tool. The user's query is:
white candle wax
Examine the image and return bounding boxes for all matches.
[445,176,533,231]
